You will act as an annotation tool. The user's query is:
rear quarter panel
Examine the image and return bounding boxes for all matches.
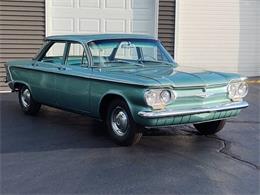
[7,60,35,91]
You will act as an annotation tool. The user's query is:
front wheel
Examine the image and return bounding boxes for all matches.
[106,99,142,146]
[193,120,226,135]
[19,86,41,115]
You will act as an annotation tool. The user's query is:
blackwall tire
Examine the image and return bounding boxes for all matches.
[106,99,142,146]
[18,86,41,115]
[194,120,226,135]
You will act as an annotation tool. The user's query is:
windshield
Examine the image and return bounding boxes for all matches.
[87,39,175,67]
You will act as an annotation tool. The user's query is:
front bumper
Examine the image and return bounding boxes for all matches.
[138,101,249,119]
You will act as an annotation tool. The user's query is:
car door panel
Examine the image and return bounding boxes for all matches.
[29,61,59,105]
[55,66,92,113]
[55,42,91,113]
[29,41,66,106]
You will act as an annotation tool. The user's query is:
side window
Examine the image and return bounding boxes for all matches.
[41,42,66,64]
[66,43,88,66]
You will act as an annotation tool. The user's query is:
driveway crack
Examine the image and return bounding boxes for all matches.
[207,135,260,170]
[178,126,259,170]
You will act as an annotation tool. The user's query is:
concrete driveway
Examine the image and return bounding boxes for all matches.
[0,84,259,194]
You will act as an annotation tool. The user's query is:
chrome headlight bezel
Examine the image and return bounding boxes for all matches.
[227,79,248,101]
[144,89,176,109]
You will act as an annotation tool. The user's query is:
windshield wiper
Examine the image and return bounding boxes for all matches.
[105,59,131,64]
[105,59,144,67]
[141,60,176,66]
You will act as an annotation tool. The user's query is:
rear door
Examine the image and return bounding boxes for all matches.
[55,41,92,113]
[30,41,66,106]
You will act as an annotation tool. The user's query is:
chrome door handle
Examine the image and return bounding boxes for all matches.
[58,67,66,71]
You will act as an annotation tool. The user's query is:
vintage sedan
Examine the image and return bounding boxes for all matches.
[5,34,249,146]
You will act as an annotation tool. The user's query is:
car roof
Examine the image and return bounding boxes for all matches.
[45,34,156,43]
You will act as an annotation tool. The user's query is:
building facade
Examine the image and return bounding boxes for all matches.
[175,0,259,77]
[0,0,259,91]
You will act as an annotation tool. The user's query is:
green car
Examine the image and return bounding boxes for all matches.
[5,34,249,146]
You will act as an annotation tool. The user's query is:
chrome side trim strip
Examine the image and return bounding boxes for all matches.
[138,101,249,118]
[10,65,159,87]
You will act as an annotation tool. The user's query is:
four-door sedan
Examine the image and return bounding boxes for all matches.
[5,34,249,146]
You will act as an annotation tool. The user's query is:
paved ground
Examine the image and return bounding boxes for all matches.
[0,84,259,194]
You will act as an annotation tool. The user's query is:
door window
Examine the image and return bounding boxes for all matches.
[41,42,66,64]
[66,43,88,66]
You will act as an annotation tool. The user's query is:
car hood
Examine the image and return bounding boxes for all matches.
[100,65,241,88]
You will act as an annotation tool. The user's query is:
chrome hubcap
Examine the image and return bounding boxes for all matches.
[111,107,128,136]
[21,89,31,108]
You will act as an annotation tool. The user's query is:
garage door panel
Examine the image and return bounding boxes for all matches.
[132,0,151,9]
[79,0,100,8]
[132,10,155,20]
[52,0,74,7]
[105,19,126,33]
[52,18,74,32]
[105,0,126,9]
[47,0,157,35]
[79,19,100,33]
[132,20,154,34]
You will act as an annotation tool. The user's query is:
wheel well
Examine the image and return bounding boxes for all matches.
[99,94,126,120]
[13,82,26,91]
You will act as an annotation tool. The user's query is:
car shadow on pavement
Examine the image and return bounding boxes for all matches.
[1,99,116,153]
[1,92,259,172]
[0,95,209,154]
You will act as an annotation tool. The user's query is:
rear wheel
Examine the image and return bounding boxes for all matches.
[106,99,142,146]
[194,120,226,135]
[19,86,41,115]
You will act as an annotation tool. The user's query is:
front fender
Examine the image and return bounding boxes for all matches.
[8,65,32,93]
[90,79,148,121]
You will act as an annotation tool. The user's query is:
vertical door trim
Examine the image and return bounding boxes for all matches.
[174,0,180,61]
[45,0,52,36]
[154,0,159,38]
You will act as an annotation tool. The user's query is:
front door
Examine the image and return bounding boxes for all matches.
[55,42,92,113]
[30,41,66,106]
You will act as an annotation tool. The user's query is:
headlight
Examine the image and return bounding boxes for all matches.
[238,82,248,97]
[144,90,157,106]
[145,89,175,109]
[160,90,171,104]
[227,80,248,101]
[227,83,237,99]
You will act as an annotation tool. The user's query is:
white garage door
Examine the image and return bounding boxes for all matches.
[175,0,260,76]
[46,0,158,37]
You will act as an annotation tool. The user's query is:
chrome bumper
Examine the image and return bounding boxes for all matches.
[138,101,249,119]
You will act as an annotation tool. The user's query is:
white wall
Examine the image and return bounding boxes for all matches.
[175,0,260,77]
